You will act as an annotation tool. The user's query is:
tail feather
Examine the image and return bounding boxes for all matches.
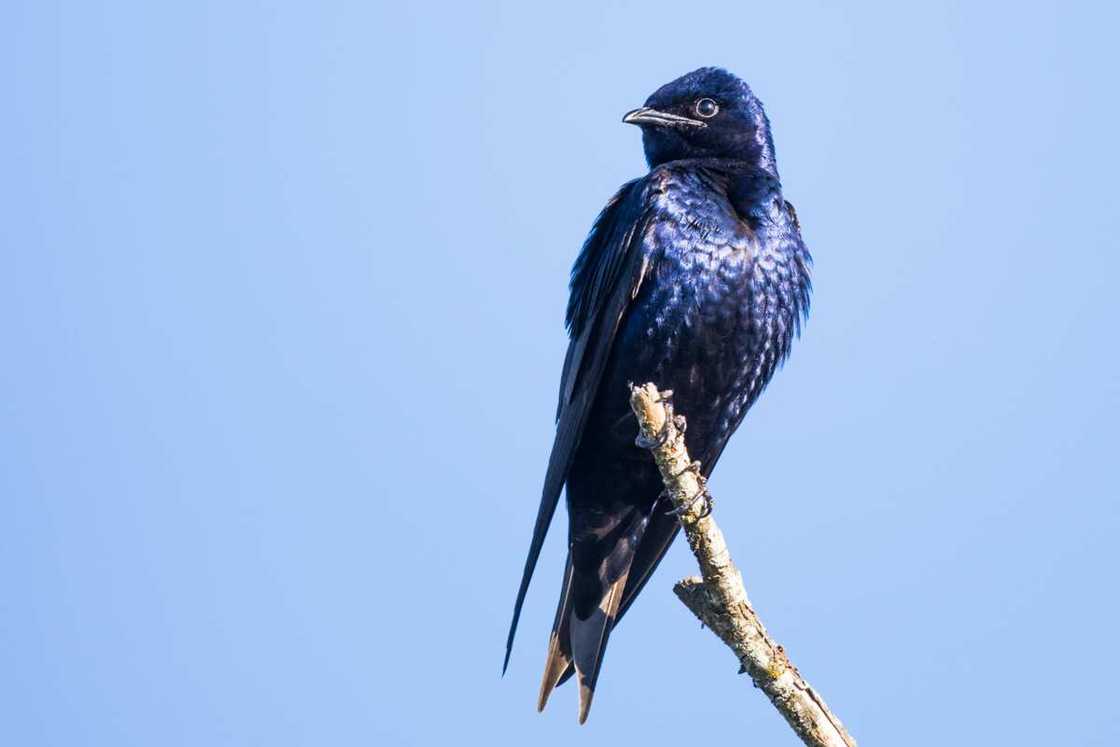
[570,569,630,724]
[535,560,633,724]
[537,500,662,722]
[537,559,575,711]
[538,634,572,712]
[550,497,681,689]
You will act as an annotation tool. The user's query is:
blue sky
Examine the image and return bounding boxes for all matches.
[2,1,1118,745]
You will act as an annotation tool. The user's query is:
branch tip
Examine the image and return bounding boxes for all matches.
[629,382,856,747]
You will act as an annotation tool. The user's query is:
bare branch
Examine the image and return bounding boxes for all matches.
[628,382,856,747]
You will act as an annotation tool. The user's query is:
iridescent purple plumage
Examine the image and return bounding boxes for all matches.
[506,68,812,722]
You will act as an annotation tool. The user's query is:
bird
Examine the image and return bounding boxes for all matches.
[504,67,812,724]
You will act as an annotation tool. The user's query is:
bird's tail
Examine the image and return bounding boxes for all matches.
[538,506,652,724]
[537,559,575,712]
[570,565,631,724]
[538,559,632,724]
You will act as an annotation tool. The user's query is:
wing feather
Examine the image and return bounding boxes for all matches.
[504,178,653,673]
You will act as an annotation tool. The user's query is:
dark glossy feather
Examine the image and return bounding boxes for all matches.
[504,179,652,674]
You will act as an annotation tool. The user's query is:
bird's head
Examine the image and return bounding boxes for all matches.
[624,67,777,173]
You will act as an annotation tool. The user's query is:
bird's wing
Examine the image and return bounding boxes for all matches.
[557,177,649,415]
[504,177,654,672]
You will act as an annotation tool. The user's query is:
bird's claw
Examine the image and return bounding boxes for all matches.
[664,471,713,518]
[635,427,670,450]
[635,394,676,449]
[672,460,704,480]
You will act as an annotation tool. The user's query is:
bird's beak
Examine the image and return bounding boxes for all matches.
[622,107,706,129]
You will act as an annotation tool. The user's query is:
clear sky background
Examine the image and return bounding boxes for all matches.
[2,1,1118,745]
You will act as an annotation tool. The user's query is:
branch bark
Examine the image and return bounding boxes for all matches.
[628,383,856,747]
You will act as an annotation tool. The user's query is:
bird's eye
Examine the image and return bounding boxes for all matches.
[695,98,719,118]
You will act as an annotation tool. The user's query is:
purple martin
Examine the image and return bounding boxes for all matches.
[505,68,812,723]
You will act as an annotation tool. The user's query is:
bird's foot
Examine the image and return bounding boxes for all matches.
[635,391,676,449]
[664,468,714,519]
[671,460,704,480]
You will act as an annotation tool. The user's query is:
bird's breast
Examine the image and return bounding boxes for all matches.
[616,201,807,447]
